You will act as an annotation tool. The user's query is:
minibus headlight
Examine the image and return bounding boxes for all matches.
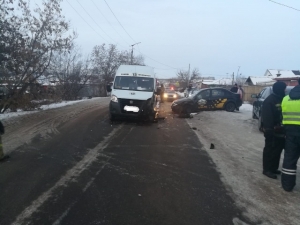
[111,95,118,103]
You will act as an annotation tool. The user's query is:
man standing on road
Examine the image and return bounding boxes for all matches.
[281,79,300,192]
[230,83,238,93]
[236,85,243,111]
[262,81,286,179]
[238,85,245,101]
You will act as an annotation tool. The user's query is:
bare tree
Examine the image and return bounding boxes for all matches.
[90,44,145,96]
[176,68,201,87]
[49,46,92,100]
[235,73,246,86]
[190,68,201,81]
[0,0,75,112]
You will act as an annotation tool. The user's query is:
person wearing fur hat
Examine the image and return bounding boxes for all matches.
[262,81,287,179]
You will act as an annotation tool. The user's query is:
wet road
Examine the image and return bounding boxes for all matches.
[0,99,247,225]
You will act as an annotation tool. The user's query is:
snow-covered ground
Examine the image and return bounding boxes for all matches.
[176,91,185,98]
[2,97,110,155]
[186,104,300,225]
[0,98,102,121]
[239,102,253,111]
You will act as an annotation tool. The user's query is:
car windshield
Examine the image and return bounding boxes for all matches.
[114,76,154,92]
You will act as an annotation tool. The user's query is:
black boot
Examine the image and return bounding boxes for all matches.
[263,171,277,179]
[272,170,281,175]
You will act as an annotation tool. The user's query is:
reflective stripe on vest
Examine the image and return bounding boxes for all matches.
[282,95,300,125]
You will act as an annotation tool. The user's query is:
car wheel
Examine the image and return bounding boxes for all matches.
[258,115,263,132]
[225,102,235,112]
[148,111,156,122]
[179,105,192,117]
[185,106,192,115]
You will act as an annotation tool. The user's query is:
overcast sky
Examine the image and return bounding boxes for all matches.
[36,0,300,79]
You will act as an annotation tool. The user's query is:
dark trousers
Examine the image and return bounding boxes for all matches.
[281,135,300,191]
[263,133,285,172]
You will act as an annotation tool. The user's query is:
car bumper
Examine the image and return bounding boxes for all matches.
[109,99,155,118]
[171,102,181,113]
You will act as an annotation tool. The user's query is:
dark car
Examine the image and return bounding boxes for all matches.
[171,87,242,114]
[251,86,293,131]
[162,89,179,102]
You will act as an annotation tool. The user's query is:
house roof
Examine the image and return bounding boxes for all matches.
[37,75,60,86]
[202,78,233,85]
[246,76,275,85]
[265,69,300,79]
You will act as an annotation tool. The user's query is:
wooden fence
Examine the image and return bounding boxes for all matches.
[242,86,265,103]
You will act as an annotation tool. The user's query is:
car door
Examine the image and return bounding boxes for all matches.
[210,89,227,109]
[195,89,211,110]
[253,88,266,117]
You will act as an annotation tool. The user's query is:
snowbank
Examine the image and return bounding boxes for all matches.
[239,103,253,112]
[0,98,102,120]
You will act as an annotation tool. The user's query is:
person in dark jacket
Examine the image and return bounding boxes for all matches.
[281,79,300,191]
[262,81,286,179]
[230,83,238,93]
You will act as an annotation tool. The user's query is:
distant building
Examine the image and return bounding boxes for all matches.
[245,69,300,86]
[245,76,275,86]
[269,70,300,86]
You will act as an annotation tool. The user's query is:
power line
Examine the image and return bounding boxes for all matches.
[90,0,131,46]
[103,0,136,43]
[136,49,182,70]
[75,0,119,44]
[66,0,185,71]
[268,0,300,12]
[65,0,109,42]
[102,0,187,70]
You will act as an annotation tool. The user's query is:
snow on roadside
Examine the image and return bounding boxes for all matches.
[0,98,101,121]
[239,103,253,112]
[176,92,185,98]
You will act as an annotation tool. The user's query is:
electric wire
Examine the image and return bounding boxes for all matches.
[65,0,109,42]
[67,0,188,72]
[102,0,187,71]
[268,0,300,12]
[90,0,131,46]
[75,0,119,45]
[103,0,136,43]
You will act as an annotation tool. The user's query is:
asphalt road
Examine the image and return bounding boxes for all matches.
[0,99,249,225]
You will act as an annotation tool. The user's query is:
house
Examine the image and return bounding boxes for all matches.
[246,70,300,86]
[268,70,300,86]
[264,69,297,78]
[202,78,233,86]
[245,76,275,86]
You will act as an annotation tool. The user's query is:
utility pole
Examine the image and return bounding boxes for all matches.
[236,66,240,84]
[130,42,141,65]
[187,63,190,87]
[232,72,235,85]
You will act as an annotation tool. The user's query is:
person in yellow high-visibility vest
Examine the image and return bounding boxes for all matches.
[281,79,300,192]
